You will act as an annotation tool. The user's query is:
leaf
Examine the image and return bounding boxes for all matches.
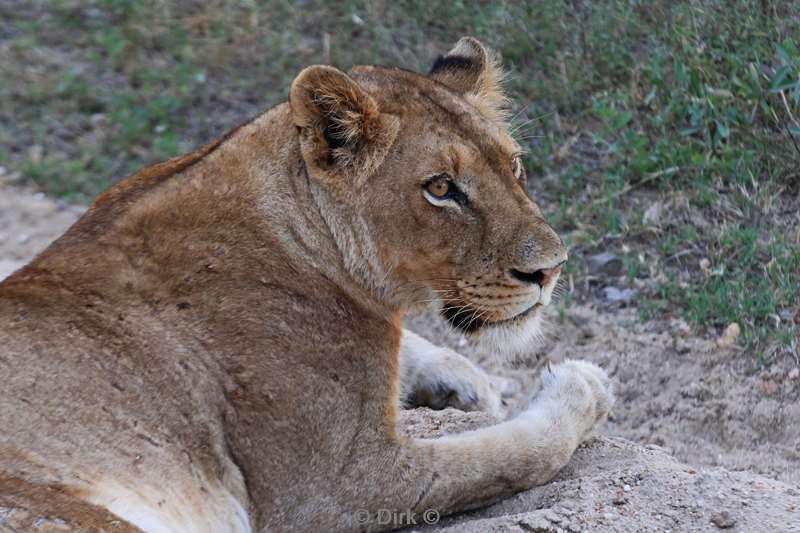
[769,66,793,92]
[748,62,762,85]
[690,69,702,95]
[777,45,792,66]
[707,87,733,98]
[769,76,799,94]
[644,86,657,105]
[715,120,729,140]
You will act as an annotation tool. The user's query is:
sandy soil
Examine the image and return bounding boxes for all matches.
[1,184,799,531]
[406,306,800,486]
[398,409,799,532]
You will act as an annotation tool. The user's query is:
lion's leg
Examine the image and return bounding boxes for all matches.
[351,360,613,531]
[399,329,503,417]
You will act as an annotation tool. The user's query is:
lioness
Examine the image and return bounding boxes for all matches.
[0,38,612,532]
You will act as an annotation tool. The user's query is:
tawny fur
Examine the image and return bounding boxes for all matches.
[0,38,612,532]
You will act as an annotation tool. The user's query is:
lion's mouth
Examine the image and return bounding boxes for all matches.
[441,301,542,333]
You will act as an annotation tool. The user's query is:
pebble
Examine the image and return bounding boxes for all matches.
[671,318,692,336]
[673,339,692,354]
[642,201,663,226]
[612,490,628,505]
[517,513,555,531]
[760,379,779,395]
[715,323,740,349]
[603,286,639,304]
[588,252,623,277]
[710,510,736,529]
[788,368,799,381]
[541,509,562,524]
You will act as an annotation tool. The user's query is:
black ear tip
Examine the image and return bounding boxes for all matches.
[429,54,480,76]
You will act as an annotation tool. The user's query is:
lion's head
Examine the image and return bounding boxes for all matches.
[289,37,567,356]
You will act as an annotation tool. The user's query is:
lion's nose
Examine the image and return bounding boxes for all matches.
[509,261,565,288]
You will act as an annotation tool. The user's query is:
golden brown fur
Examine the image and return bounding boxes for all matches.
[0,37,612,532]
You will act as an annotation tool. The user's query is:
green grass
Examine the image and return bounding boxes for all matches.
[1,0,798,360]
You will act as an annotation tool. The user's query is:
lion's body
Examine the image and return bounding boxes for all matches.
[1,104,401,531]
[0,39,612,532]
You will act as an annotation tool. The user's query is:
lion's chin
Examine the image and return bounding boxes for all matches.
[470,306,545,360]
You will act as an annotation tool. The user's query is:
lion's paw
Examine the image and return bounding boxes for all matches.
[538,359,614,438]
[402,348,504,418]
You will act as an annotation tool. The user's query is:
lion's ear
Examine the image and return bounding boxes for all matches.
[429,37,509,123]
[290,65,386,167]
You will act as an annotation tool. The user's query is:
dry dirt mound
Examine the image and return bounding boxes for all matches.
[399,409,799,532]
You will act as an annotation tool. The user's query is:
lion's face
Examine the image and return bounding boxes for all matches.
[371,119,566,337]
[290,37,566,354]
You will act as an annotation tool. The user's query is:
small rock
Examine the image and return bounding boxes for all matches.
[623,484,631,492]
[779,308,796,322]
[715,323,740,349]
[588,252,624,277]
[642,201,663,226]
[602,286,639,304]
[673,339,692,354]
[555,505,575,517]
[760,379,779,395]
[568,313,591,327]
[517,513,555,531]
[541,509,562,524]
[671,318,692,336]
[579,324,598,339]
[28,144,43,164]
[90,113,107,128]
[710,510,736,529]
[612,490,628,505]
[351,13,365,25]
[788,368,799,381]
[16,234,30,245]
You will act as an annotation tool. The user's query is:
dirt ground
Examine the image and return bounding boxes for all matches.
[1,184,799,531]
[398,410,799,532]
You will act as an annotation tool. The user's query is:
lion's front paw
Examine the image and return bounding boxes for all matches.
[537,359,614,438]
[402,349,503,418]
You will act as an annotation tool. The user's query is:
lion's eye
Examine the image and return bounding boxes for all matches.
[425,176,452,198]
[512,156,524,180]
[423,174,466,207]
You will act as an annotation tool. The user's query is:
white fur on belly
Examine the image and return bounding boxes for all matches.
[84,478,251,533]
